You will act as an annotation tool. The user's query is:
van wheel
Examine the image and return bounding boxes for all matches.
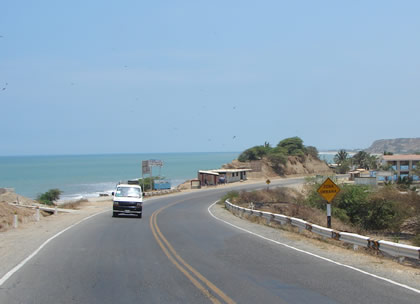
[113,212,118,217]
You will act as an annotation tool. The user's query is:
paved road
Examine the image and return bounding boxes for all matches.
[0,178,419,303]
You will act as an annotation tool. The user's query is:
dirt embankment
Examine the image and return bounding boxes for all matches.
[0,188,37,205]
[223,155,332,179]
[0,188,41,232]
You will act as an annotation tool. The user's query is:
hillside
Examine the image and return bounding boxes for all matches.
[223,155,332,178]
[230,137,332,178]
[365,138,420,154]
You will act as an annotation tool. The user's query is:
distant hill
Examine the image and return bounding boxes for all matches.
[365,138,420,154]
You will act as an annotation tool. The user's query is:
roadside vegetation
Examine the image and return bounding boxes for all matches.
[223,181,420,246]
[333,149,379,174]
[138,176,164,192]
[37,189,62,206]
[237,137,320,175]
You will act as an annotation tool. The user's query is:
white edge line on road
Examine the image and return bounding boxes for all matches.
[208,201,420,295]
[0,209,110,287]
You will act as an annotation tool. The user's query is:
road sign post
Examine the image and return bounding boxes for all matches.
[266,179,271,190]
[327,203,331,228]
[317,177,340,228]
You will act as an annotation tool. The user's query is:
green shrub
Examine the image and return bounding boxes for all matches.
[305,146,319,159]
[362,197,397,230]
[138,176,163,191]
[238,145,271,162]
[335,185,370,226]
[277,137,304,155]
[267,149,288,174]
[304,182,328,210]
[37,188,62,206]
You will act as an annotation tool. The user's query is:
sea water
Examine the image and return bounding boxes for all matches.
[0,152,239,200]
[0,152,336,200]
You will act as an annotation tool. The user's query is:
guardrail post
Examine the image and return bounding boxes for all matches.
[35,207,40,222]
[13,214,18,228]
[353,244,359,251]
[398,256,405,263]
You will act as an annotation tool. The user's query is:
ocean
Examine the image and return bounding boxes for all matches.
[0,152,239,200]
[0,152,336,201]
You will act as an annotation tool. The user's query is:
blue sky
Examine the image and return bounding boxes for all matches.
[1,1,419,155]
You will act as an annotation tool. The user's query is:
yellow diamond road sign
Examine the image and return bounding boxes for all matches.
[317,177,340,203]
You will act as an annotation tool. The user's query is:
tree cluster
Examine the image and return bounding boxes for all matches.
[333,149,379,173]
[238,137,319,174]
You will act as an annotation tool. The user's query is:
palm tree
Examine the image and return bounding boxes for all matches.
[352,151,377,170]
[334,149,348,165]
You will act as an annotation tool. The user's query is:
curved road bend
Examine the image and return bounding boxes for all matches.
[0,178,419,303]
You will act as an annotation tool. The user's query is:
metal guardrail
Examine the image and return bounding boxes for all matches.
[8,203,78,213]
[225,200,420,261]
[339,232,370,248]
[311,224,334,239]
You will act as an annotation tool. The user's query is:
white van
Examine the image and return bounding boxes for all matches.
[112,184,143,218]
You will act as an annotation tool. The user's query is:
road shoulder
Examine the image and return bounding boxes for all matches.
[0,199,111,280]
[209,202,420,292]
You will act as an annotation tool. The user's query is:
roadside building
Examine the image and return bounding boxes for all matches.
[211,169,252,183]
[381,154,420,181]
[198,170,219,186]
[348,169,370,181]
[197,168,252,185]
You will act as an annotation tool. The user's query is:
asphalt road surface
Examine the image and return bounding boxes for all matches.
[0,178,419,303]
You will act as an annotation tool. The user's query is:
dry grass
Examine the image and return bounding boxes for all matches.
[59,199,89,210]
[0,202,38,232]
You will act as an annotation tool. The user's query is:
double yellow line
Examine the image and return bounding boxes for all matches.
[150,202,236,304]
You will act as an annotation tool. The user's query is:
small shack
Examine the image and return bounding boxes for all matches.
[198,170,219,186]
[349,169,370,181]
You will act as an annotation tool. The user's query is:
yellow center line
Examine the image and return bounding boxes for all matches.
[150,201,236,304]
[150,209,221,304]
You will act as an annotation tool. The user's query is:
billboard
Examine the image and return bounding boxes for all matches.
[142,160,150,175]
